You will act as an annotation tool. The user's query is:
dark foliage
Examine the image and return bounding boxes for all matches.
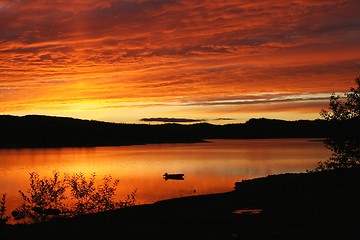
[9,171,137,224]
[316,137,360,170]
[0,194,9,224]
[66,172,136,215]
[320,77,360,121]
[11,171,68,223]
[316,77,360,170]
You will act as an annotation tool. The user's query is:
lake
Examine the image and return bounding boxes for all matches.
[0,138,330,220]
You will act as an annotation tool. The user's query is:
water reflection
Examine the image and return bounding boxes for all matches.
[0,139,330,218]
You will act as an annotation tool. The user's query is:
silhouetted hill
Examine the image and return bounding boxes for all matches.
[0,115,359,148]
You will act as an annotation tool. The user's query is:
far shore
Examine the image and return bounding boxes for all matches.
[2,167,359,240]
[3,114,353,149]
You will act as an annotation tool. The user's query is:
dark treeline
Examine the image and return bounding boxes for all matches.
[0,115,359,148]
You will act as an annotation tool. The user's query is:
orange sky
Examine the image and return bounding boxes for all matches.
[1,0,360,124]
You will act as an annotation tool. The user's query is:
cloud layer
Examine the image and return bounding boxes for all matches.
[1,0,360,123]
[140,117,206,123]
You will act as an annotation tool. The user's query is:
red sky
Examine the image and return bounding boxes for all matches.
[1,0,360,124]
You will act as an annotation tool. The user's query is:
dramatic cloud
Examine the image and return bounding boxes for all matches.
[214,118,236,121]
[140,117,206,123]
[1,0,360,123]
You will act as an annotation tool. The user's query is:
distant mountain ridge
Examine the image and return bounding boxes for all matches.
[0,115,358,148]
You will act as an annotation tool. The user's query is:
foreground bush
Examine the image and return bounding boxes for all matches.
[9,171,136,224]
[66,172,136,215]
[0,193,9,224]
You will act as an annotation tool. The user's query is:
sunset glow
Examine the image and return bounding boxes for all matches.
[1,0,360,123]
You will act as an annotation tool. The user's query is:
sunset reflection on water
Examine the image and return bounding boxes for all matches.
[0,139,330,218]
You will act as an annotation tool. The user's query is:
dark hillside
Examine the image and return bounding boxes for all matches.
[0,115,358,148]
[0,115,204,148]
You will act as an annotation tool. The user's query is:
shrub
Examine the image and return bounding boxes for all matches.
[0,193,9,224]
[11,171,137,224]
[11,171,67,223]
[66,173,124,215]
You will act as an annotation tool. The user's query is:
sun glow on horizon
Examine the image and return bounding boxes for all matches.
[1,0,360,123]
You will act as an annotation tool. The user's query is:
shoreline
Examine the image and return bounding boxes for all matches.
[0,137,323,150]
[0,138,208,150]
[3,114,351,149]
[2,168,359,239]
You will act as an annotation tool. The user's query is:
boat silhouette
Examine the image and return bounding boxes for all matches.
[163,173,184,180]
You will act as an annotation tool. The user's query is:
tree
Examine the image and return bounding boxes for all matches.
[316,138,360,171]
[11,171,68,223]
[320,76,360,121]
[316,76,360,171]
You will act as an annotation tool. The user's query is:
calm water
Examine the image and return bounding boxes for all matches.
[0,139,330,218]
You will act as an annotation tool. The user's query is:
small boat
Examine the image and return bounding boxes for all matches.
[163,172,184,180]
